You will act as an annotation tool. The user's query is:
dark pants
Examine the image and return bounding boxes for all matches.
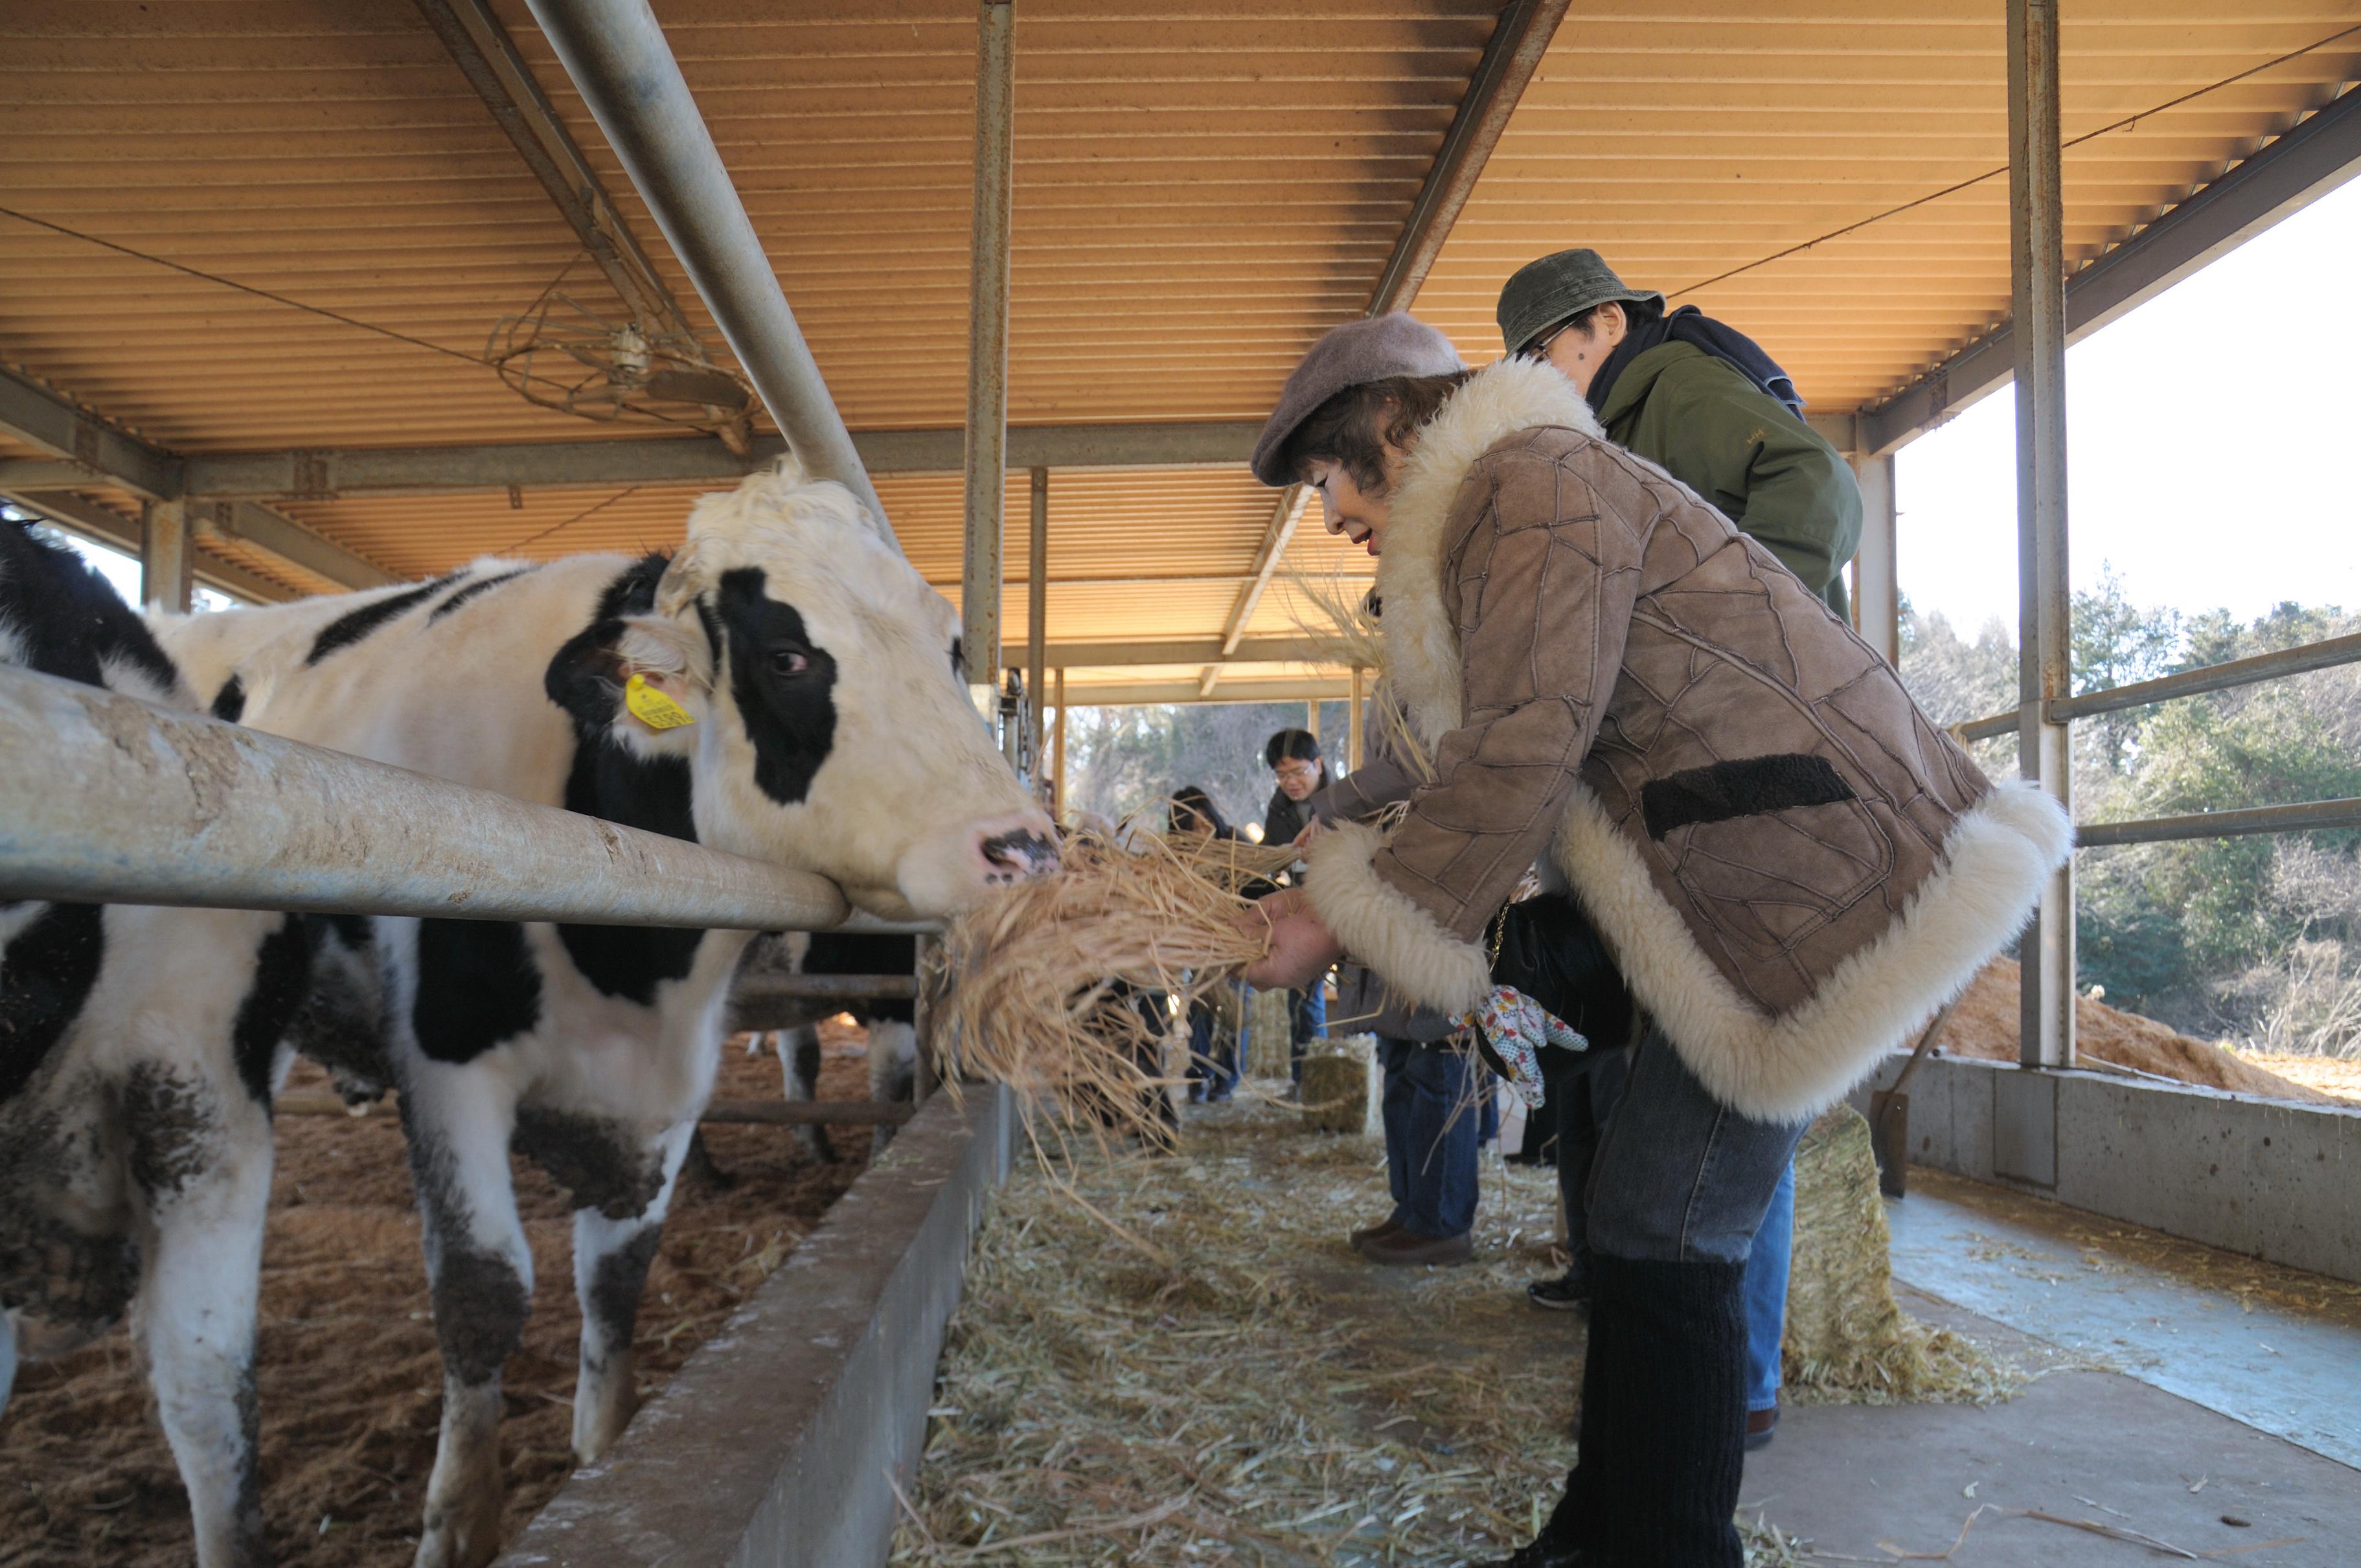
[1545,1025,1808,1567]
[1185,990,1237,1101]
[1553,1043,1629,1286]
[1378,1038,1481,1240]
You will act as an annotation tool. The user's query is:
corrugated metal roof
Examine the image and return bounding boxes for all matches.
[5,1,2355,677]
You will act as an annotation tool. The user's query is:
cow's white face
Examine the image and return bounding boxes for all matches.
[609,463,1055,918]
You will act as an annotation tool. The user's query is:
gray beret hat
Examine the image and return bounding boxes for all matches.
[1251,313,1467,487]
[1496,249,1665,358]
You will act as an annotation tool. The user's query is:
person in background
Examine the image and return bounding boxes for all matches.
[1170,786,1243,1102]
[1260,729,1332,1086]
[1298,690,1483,1268]
[1498,247,1867,1444]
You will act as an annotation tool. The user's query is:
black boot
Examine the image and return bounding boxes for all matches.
[1522,1253,1748,1568]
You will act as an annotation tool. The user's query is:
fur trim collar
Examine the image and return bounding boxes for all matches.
[1374,358,1601,749]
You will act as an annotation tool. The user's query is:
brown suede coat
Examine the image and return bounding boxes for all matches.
[1302,359,2071,1120]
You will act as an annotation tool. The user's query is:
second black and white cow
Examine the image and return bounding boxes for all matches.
[1,519,318,1568]
[171,461,1055,1568]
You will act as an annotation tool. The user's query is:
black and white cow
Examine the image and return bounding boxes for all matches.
[1,519,318,1568]
[168,461,1055,1568]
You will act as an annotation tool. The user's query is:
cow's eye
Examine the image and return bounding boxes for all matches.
[768,646,810,677]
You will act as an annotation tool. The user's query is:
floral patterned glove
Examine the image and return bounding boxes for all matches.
[1456,984,1588,1108]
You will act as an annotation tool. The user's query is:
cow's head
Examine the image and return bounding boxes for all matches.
[606,462,1055,918]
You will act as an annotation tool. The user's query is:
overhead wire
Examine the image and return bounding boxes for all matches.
[1671,23,2361,300]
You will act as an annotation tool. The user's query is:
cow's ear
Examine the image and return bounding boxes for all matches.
[610,613,714,755]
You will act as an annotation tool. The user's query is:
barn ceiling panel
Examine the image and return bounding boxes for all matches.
[4,1,2355,665]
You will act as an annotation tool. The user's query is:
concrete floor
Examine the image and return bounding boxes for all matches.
[1744,1174,2361,1566]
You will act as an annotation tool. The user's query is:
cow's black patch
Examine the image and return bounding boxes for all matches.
[0,902,104,1102]
[512,1106,665,1220]
[714,567,838,806]
[801,931,917,1026]
[209,672,247,722]
[428,567,531,623]
[1641,754,1858,841]
[291,915,389,1103]
[542,552,671,732]
[0,519,183,698]
[231,915,313,1106]
[411,918,542,1064]
[304,571,462,666]
[542,554,705,1004]
[587,1225,663,1357]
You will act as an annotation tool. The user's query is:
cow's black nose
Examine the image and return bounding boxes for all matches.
[979,828,1059,879]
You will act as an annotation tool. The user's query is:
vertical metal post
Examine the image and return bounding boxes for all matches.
[1051,666,1067,821]
[141,500,193,613]
[2009,0,2075,1071]
[1853,449,1900,666]
[1027,465,1048,778]
[961,0,1015,718]
[1305,700,1319,740]
[1347,666,1366,773]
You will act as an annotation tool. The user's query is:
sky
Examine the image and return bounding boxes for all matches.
[1891,172,2361,638]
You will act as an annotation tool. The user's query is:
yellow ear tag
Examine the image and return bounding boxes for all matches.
[624,673,696,731]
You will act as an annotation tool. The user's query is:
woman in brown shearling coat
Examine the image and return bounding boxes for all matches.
[1244,315,2070,1568]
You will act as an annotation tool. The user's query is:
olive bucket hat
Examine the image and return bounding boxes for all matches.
[1250,313,1466,486]
[1496,248,1665,359]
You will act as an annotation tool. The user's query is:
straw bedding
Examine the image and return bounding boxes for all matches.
[892,1093,2022,1567]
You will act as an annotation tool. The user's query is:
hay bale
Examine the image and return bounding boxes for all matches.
[1246,986,1295,1078]
[1783,1103,2018,1404]
[1297,1033,1380,1136]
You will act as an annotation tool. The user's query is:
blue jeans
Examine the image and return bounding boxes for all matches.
[1584,1024,1806,1266]
[1286,981,1327,1085]
[1744,1160,1795,1413]
[1379,1038,1481,1239]
[1553,1044,1630,1284]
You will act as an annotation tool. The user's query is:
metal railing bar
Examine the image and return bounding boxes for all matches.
[1946,630,2361,744]
[2075,797,2361,848]
[2053,630,2361,721]
[0,665,852,931]
[733,975,919,1003]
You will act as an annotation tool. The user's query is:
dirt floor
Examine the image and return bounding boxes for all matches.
[0,1022,873,1568]
[1936,960,2353,1105]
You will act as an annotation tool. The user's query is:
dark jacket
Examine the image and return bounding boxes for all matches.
[1262,786,1317,852]
[1595,341,1861,617]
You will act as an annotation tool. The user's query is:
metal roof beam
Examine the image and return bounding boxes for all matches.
[526,0,890,536]
[190,501,400,591]
[1202,0,1568,696]
[1860,85,2361,457]
[107,420,1266,501]
[0,364,182,502]
[1044,635,1338,668]
[1062,676,1356,708]
[411,0,694,342]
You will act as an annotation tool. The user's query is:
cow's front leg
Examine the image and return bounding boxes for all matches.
[867,1017,918,1155]
[569,1119,692,1462]
[771,1025,830,1161]
[404,1076,531,1568]
[132,1085,273,1568]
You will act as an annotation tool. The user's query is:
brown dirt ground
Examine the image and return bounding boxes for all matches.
[0,1021,873,1568]
[1938,960,2349,1106]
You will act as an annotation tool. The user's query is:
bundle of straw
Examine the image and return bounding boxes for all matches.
[926,830,1272,1152]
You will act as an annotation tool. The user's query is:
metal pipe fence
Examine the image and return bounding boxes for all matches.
[1945,627,2361,850]
[0,664,857,932]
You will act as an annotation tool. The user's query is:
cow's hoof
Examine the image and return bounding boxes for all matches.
[413,1500,503,1568]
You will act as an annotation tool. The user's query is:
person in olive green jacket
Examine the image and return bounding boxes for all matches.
[1498,248,1862,1454]
[1497,248,1862,617]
